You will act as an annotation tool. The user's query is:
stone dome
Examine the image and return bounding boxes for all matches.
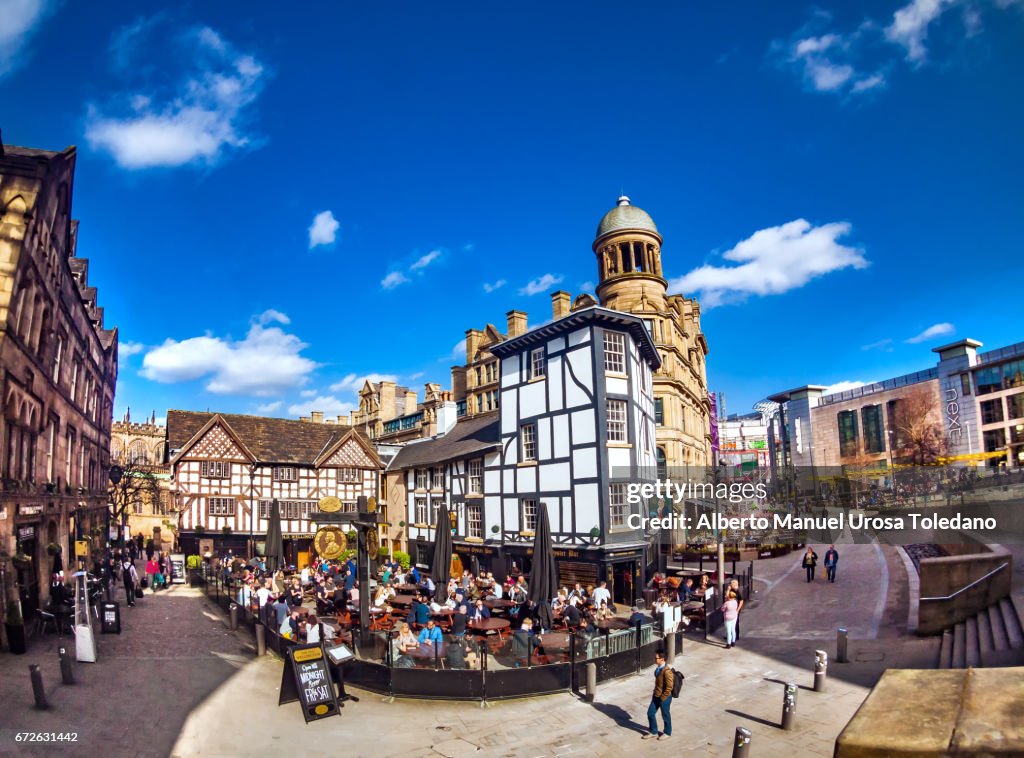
[596,196,659,238]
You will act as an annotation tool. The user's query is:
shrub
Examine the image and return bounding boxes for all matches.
[392,550,411,570]
[186,555,203,569]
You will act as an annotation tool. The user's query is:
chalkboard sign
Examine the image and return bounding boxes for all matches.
[170,553,186,584]
[278,643,340,722]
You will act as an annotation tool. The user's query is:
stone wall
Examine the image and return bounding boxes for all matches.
[917,541,1012,634]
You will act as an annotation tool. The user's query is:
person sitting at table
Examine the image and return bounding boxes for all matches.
[408,597,431,628]
[490,579,503,600]
[287,579,303,607]
[563,597,582,629]
[374,583,395,609]
[551,590,567,613]
[409,565,421,584]
[647,572,666,589]
[349,582,360,608]
[418,618,443,645]
[629,606,652,626]
[469,599,491,622]
[280,610,300,640]
[594,600,614,622]
[451,605,469,637]
[698,574,710,592]
[568,582,587,603]
[511,617,542,667]
[591,580,611,609]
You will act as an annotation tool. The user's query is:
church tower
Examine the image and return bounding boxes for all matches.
[593,196,712,470]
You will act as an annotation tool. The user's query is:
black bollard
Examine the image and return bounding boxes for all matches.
[781,682,797,730]
[255,622,266,656]
[814,650,828,692]
[732,727,751,758]
[229,603,239,630]
[59,645,75,685]
[584,662,597,703]
[29,664,49,710]
[837,627,848,663]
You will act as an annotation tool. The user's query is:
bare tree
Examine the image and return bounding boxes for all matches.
[893,385,947,465]
[108,460,161,545]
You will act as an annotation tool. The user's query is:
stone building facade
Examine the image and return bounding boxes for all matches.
[0,143,117,635]
[110,410,172,545]
[350,380,457,443]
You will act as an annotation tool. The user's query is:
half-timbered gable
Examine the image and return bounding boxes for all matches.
[167,410,382,559]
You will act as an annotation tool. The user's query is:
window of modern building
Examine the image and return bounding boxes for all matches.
[862,405,885,454]
[976,366,1002,395]
[520,423,537,461]
[960,373,972,397]
[200,460,231,479]
[415,497,428,524]
[603,331,625,374]
[520,499,537,532]
[530,348,546,380]
[456,399,467,417]
[607,399,627,442]
[981,399,1005,425]
[1003,359,1024,390]
[466,503,482,538]
[983,428,1007,467]
[654,398,664,426]
[415,468,428,490]
[1010,423,1024,445]
[207,497,235,516]
[468,459,483,494]
[838,410,859,457]
[609,483,628,528]
[1008,393,1024,420]
[886,400,904,449]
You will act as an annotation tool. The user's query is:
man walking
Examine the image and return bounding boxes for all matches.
[643,650,674,741]
[122,557,138,607]
[824,545,839,583]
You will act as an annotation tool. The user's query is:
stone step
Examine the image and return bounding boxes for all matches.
[939,628,954,669]
[999,598,1024,649]
[965,616,981,668]
[976,607,994,657]
[988,604,1010,651]
[953,622,967,669]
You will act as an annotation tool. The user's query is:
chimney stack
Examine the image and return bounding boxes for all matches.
[311,411,324,424]
[337,414,349,425]
[551,291,571,320]
[506,310,528,337]
[465,329,483,363]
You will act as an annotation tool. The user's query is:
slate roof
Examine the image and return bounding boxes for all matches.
[388,412,501,470]
[166,410,374,465]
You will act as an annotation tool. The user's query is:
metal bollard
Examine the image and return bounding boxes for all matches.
[814,650,828,692]
[665,631,676,661]
[837,627,848,663]
[229,602,239,630]
[732,726,751,758]
[59,645,75,685]
[29,664,50,710]
[781,682,797,730]
[584,662,597,703]
[255,622,267,656]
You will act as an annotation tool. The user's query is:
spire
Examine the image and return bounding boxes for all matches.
[125,406,131,423]
[617,195,630,207]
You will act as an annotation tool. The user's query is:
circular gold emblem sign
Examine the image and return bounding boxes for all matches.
[366,496,378,513]
[314,526,347,559]
[314,704,329,715]
[318,496,342,513]
[366,529,380,560]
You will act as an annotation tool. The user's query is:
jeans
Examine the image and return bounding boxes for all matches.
[724,618,737,646]
[805,566,815,582]
[826,565,836,582]
[647,696,672,735]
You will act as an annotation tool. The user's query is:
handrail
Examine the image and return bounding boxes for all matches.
[919,562,1008,602]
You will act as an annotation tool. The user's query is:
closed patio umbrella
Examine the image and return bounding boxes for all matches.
[528,502,558,607]
[431,501,453,604]
[264,499,284,573]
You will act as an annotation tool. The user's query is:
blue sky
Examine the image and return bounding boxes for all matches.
[3,0,1022,422]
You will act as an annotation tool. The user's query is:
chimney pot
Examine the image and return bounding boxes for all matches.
[506,310,528,338]
[551,290,572,320]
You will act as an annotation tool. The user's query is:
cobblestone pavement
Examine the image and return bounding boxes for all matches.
[0,577,254,758]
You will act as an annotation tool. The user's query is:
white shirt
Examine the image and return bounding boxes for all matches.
[592,587,611,607]
[256,587,272,607]
[306,622,321,644]
[492,584,503,599]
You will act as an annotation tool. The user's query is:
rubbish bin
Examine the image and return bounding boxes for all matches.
[100,601,121,634]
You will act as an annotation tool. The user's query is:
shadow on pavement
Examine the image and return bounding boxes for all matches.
[764,676,814,691]
[725,708,780,729]
[590,701,648,733]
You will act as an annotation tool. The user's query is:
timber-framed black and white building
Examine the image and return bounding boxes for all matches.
[389,305,660,605]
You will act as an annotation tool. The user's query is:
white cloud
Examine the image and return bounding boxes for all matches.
[118,341,145,366]
[308,210,339,248]
[669,219,868,308]
[85,24,266,169]
[255,309,289,326]
[579,281,595,292]
[519,273,564,296]
[823,380,870,395]
[410,250,441,271]
[483,279,507,293]
[788,31,885,94]
[286,396,355,418]
[861,338,894,352]
[256,401,282,414]
[381,271,410,289]
[450,340,467,360]
[329,373,398,393]
[0,0,51,78]
[407,371,425,381]
[906,322,954,343]
[300,389,317,398]
[885,0,958,63]
[140,310,318,396]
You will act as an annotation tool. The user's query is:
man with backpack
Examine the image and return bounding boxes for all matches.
[643,650,681,741]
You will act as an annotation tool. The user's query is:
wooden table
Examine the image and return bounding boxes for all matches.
[535,630,572,652]
[395,583,419,593]
[389,594,416,607]
[484,598,514,610]
[595,618,631,631]
[407,641,446,663]
[467,618,510,638]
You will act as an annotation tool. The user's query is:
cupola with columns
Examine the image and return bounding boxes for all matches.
[593,195,667,311]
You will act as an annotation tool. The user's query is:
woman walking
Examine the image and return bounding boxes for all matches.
[721,591,739,649]
[802,547,818,582]
[145,555,159,591]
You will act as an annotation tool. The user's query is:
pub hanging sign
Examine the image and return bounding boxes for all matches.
[278,643,340,723]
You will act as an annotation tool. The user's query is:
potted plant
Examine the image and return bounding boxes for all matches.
[46,542,62,557]
[4,600,26,655]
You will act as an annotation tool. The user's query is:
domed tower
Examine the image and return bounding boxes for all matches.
[592,195,712,469]
[593,196,667,312]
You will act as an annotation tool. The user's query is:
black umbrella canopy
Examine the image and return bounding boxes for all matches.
[528,502,558,605]
[431,500,453,603]
[264,499,284,573]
